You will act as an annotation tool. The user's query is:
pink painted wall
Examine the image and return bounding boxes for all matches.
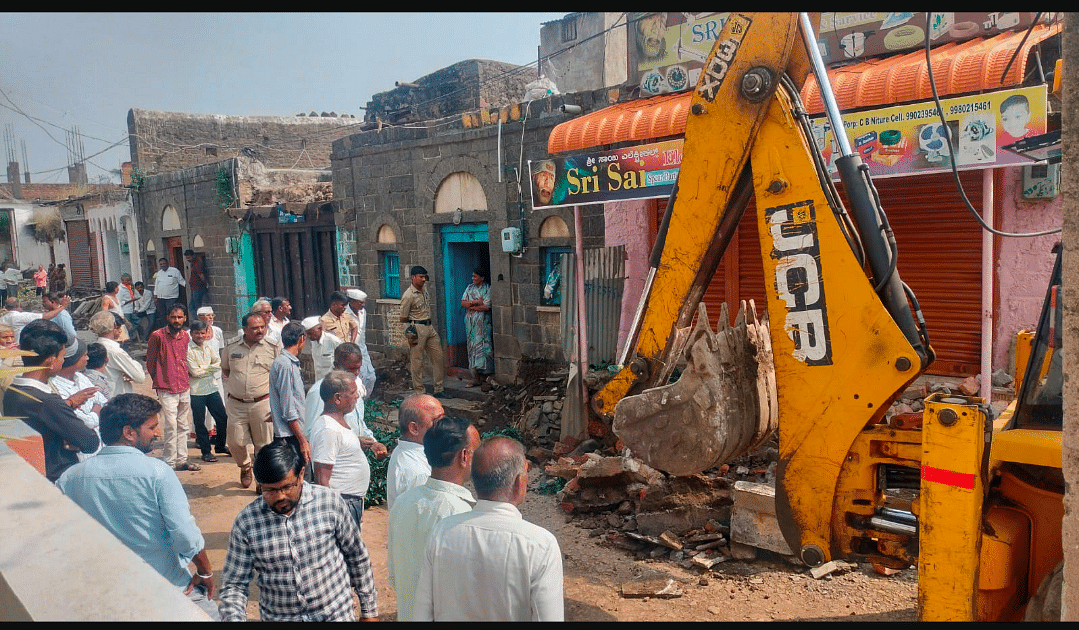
[603,199,651,359]
[994,165,1063,372]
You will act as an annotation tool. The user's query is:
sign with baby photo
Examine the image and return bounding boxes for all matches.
[808,85,1047,179]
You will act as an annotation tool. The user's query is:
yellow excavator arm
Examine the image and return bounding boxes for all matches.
[599,12,1064,622]
[597,11,934,572]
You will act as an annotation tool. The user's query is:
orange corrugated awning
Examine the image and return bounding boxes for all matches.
[548,23,1060,154]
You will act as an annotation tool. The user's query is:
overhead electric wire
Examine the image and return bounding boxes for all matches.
[924,12,1060,239]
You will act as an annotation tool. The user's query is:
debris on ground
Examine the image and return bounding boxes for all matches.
[620,574,684,599]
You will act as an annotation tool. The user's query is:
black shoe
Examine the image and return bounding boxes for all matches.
[201,453,218,463]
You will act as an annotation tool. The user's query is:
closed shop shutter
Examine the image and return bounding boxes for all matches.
[869,172,983,376]
[65,220,100,290]
[657,171,982,377]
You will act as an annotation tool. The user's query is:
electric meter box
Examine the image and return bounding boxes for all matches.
[501,227,522,254]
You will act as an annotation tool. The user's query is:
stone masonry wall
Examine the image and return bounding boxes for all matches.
[128,109,359,176]
[332,92,612,382]
[134,159,244,332]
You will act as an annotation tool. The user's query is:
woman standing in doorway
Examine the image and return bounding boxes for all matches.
[460,267,493,387]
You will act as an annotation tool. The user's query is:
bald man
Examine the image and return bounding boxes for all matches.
[385,394,444,510]
[414,436,564,621]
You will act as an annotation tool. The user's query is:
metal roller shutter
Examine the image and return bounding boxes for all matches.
[653,171,982,376]
[870,172,984,376]
[65,219,100,290]
[695,172,983,376]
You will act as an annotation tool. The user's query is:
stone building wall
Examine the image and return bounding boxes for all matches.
[128,109,359,176]
[133,159,245,331]
[332,93,609,382]
[364,59,534,125]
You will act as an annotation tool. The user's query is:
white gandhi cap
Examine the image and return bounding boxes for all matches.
[301,316,321,331]
[346,289,367,301]
[196,307,214,315]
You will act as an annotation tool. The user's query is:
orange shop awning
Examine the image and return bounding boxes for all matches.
[548,23,1060,155]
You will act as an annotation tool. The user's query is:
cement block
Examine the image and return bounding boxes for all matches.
[730,480,794,555]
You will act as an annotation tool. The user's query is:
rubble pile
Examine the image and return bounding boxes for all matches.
[480,358,565,439]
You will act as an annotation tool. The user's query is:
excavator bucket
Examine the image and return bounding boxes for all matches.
[612,300,777,476]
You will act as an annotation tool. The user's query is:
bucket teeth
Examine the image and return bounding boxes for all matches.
[613,300,777,476]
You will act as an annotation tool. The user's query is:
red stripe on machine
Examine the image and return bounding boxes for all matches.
[921,466,976,489]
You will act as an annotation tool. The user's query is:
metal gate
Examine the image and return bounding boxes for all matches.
[249,205,339,320]
[560,245,626,366]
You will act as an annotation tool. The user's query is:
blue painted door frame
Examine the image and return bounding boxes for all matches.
[440,223,489,366]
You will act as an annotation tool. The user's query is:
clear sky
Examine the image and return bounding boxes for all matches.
[0,12,565,184]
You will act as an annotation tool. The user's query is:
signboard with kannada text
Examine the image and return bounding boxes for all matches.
[529,140,684,209]
[809,85,1047,179]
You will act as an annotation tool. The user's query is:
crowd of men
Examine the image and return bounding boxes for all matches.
[4,271,565,621]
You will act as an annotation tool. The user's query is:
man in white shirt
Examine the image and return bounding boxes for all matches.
[302,316,340,381]
[133,281,156,341]
[388,417,478,621]
[304,343,388,460]
[152,258,186,330]
[415,436,564,622]
[310,370,370,525]
[346,289,376,398]
[1,264,22,302]
[90,310,147,398]
[197,307,226,400]
[1,295,69,341]
[269,297,291,337]
[386,394,443,510]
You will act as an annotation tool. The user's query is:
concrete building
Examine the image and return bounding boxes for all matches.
[538,12,628,94]
[364,59,535,126]
[1,175,142,290]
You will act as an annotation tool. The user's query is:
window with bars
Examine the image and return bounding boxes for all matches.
[381,251,400,299]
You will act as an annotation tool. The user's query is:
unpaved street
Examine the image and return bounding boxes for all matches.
[182,447,917,622]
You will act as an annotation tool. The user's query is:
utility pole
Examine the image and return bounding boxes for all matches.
[1060,11,1078,621]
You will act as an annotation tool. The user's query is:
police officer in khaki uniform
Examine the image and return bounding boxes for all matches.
[221,310,282,490]
[399,265,446,398]
[321,291,357,345]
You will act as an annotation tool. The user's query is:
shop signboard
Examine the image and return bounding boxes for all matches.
[809,85,1047,179]
[530,139,683,209]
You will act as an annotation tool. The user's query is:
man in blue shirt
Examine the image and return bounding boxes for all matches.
[269,321,311,468]
[42,292,77,347]
[58,394,218,618]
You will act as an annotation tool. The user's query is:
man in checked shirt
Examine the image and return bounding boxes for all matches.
[218,440,379,621]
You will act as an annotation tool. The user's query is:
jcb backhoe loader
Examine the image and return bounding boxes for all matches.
[595,13,1063,621]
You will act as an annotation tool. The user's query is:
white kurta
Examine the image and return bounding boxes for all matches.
[309,331,342,382]
[414,500,564,621]
[386,439,432,511]
[98,336,147,398]
[348,304,376,398]
[388,478,475,621]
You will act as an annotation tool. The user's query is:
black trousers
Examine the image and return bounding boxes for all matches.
[191,391,228,455]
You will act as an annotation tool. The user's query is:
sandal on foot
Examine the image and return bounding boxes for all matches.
[175,462,202,472]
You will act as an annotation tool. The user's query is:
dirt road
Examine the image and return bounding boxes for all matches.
[181,446,916,622]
